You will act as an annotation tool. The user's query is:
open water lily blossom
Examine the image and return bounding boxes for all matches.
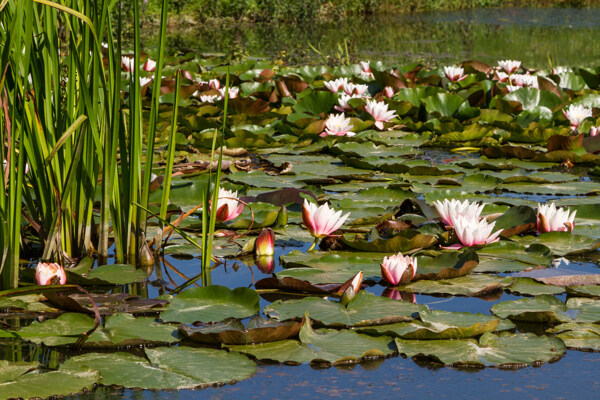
[537,203,576,233]
[359,61,374,79]
[498,59,521,74]
[563,104,593,131]
[218,86,239,98]
[380,252,417,286]
[432,199,484,227]
[452,215,502,248]
[35,262,66,286]
[302,200,350,250]
[324,77,348,93]
[321,113,354,137]
[214,188,245,222]
[335,93,362,112]
[365,99,397,130]
[143,58,156,72]
[444,66,465,82]
[343,82,369,96]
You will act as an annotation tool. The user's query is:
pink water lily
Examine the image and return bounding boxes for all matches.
[143,58,156,72]
[380,252,417,286]
[495,71,509,82]
[321,113,354,137]
[255,228,275,256]
[506,85,521,93]
[209,79,221,90]
[365,99,397,130]
[335,93,362,112]
[383,86,395,98]
[218,86,239,98]
[451,215,501,248]
[432,199,484,227]
[511,74,538,88]
[498,60,521,74]
[590,126,599,137]
[121,56,135,72]
[35,262,66,286]
[359,61,374,79]
[563,104,592,131]
[302,200,350,250]
[200,94,219,103]
[443,66,465,82]
[537,203,576,233]
[213,188,244,222]
[343,82,369,96]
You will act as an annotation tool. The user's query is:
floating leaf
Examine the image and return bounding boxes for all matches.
[547,323,600,351]
[505,277,565,296]
[401,274,508,297]
[491,294,570,323]
[414,249,479,281]
[160,286,259,323]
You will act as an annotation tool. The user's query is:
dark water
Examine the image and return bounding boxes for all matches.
[150,7,600,67]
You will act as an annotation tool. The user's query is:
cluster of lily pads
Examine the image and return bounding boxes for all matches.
[2,55,600,398]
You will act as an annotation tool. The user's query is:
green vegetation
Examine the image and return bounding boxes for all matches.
[141,0,599,22]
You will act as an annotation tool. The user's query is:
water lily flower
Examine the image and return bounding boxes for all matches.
[200,94,219,103]
[383,86,395,98]
[537,203,576,233]
[255,228,275,256]
[443,66,465,82]
[218,86,239,99]
[334,93,362,112]
[139,76,152,87]
[590,126,599,137]
[209,79,221,90]
[359,61,374,79]
[343,82,369,96]
[498,59,521,74]
[563,104,592,131]
[512,74,538,88]
[324,77,348,93]
[506,85,521,93]
[321,113,354,137]
[433,199,484,227]
[552,66,570,74]
[121,56,135,72]
[495,71,509,82]
[143,58,156,72]
[214,188,244,222]
[302,200,350,250]
[35,262,66,286]
[365,99,397,130]
[452,215,501,247]
[182,70,195,80]
[340,271,364,305]
[380,252,417,286]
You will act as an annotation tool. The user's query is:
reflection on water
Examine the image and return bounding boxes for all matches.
[147,7,600,67]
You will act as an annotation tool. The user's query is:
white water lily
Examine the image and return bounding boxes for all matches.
[512,74,538,88]
[590,126,599,137]
[139,76,152,87]
[213,188,244,222]
[324,77,349,93]
[321,113,354,137]
[452,215,502,247]
[495,71,509,82]
[506,85,521,93]
[563,104,592,130]
[121,55,135,72]
[359,61,374,79]
[200,94,219,103]
[302,200,350,240]
[209,79,221,90]
[218,86,239,98]
[143,58,156,72]
[432,199,484,227]
[498,59,521,74]
[537,203,576,233]
[443,66,465,82]
[365,99,397,130]
[335,93,362,112]
[380,252,417,286]
[343,82,369,96]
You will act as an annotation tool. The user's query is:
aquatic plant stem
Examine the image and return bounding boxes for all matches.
[307,238,319,252]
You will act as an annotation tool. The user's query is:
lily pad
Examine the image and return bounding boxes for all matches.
[160,286,260,323]
[547,323,600,351]
[394,331,565,367]
[566,285,600,298]
[566,297,600,323]
[505,277,565,296]
[401,274,508,296]
[63,347,256,389]
[491,294,570,323]
[414,249,479,281]
[264,291,424,327]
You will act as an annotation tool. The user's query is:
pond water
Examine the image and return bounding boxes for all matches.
[153,7,600,67]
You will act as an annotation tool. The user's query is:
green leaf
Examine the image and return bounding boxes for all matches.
[63,347,256,389]
[491,294,570,323]
[160,286,259,323]
[401,274,508,296]
[422,93,465,117]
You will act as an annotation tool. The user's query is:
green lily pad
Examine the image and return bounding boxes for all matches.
[394,331,565,367]
[160,286,260,323]
[566,297,600,323]
[63,347,256,389]
[80,264,148,285]
[264,291,424,327]
[358,309,514,340]
[514,232,600,256]
[401,274,508,296]
[547,323,600,351]
[226,339,327,364]
[491,294,570,323]
[341,230,437,253]
[0,363,99,400]
[505,277,565,296]
[414,249,479,281]
[566,285,600,298]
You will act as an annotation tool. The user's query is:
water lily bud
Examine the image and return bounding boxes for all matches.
[381,252,417,286]
[35,262,66,286]
[255,228,275,256]
[276,205,288,226]
[340,271,363,306]
[383,86,395,98]
[255,255,274,274]
[143,58,156,72]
